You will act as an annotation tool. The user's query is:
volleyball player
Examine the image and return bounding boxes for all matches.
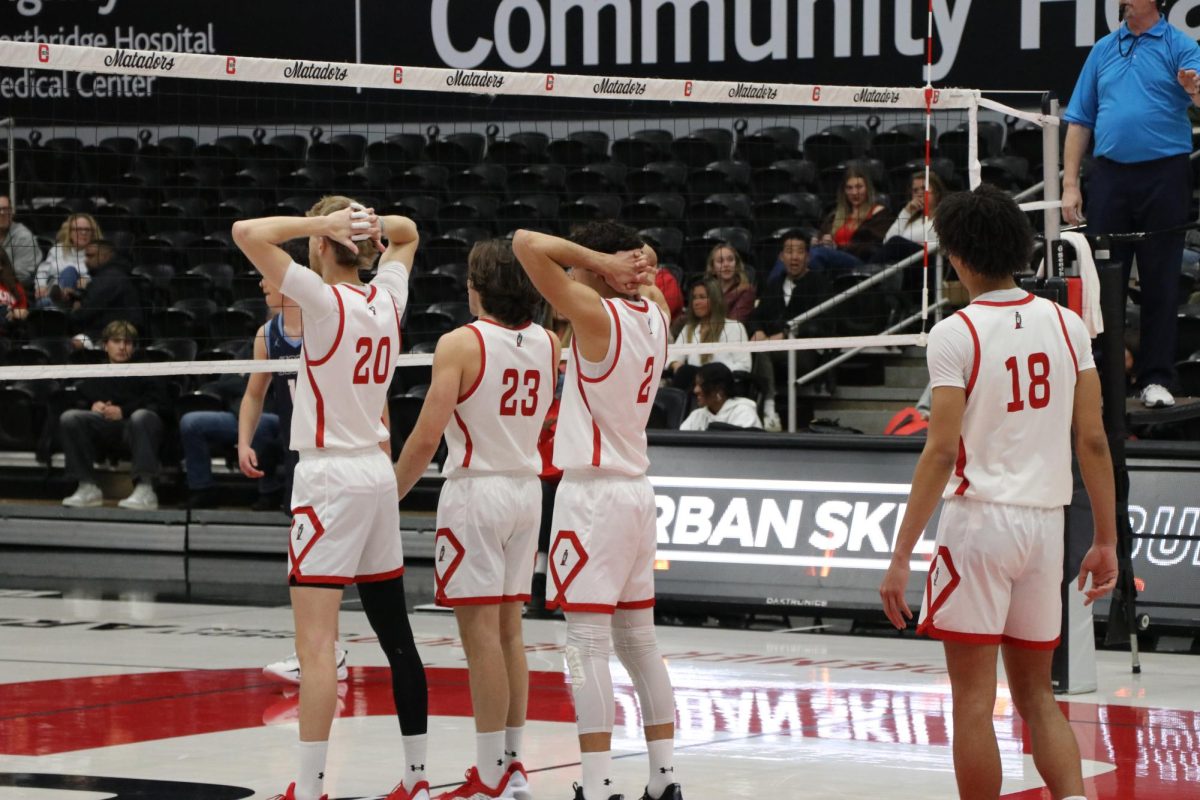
[393,239,558,800]
[232,201,430,800]
[513,223,682,800]
[879,185,1118,800]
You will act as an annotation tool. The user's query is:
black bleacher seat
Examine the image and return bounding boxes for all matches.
[980,155,1032,191]
[638,226,684,263]
[231,270,263,303]
[497,194,561,233]
[627,161,688,196]
[566,162,627,196]
[227,165,280,203]
[803,125,871,169]
[216,196,266,225]
[736,126,802,168]
[687,161,751,197]
[264,134,309,170]
[752,159,819,198]
[367,138,422,171]
[279,165,334,195]
[406,302,472,347]
[612,130,674,168]
[703,226,754,263]
[672,128,734,167]
[508,164,567,195]
[131,263,175,307]
[13,337,74,366]
[891,157,958,195]
[547,131,611,166]
[1178,310,1200,361]
[424,227,491,268]
[0,380,54,450]
[198,338,250,362]
[438,196,499,231]
[135,231,199,269]
[232,297,268,323]
[426,131,486,167]
[686,193,752,235]
[208,307,260,341]
[1005,125,1046,171]
[188,263,235,302]
[350,163,392,194]
[648,386,689,429]
[383,132,429,164]
[192,143,241,180]
[447,163,508,197]
[831,272,894,336]
[159,197,209,234]
[158,299,218,341]
[410,271,465,308]
[390,165,450,198]
[24,307,70,339]
[623,192,686,230]
[1177,357,1200,396]
[487,132,550,166]
[170,166,222,206]
[432,262,468,288]
[143,338,198,363]
[562,194,623,229]
[870,127,925,169]
[938,121,1005,170]
[387,393,427,459]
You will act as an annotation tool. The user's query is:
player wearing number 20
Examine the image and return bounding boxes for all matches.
[394,239,559,800]
[880,185,1118,800]
[234,200,431,800]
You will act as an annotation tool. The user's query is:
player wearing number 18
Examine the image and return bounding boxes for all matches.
[233,200,430,800]
[879,185,1118,800]
[394,239,559,800]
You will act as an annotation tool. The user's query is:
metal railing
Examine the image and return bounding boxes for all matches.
[0,118,13,204]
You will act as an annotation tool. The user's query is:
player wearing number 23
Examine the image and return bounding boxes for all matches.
[879,186,1117,800]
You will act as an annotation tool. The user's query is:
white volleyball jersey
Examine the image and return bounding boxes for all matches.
[554,296,668,477]
[927,288,1094,507]
[281,260,407,452]
[443,318,557,477]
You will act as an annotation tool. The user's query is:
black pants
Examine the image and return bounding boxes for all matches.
[1087,154,1190,389]
[60,408,163,484]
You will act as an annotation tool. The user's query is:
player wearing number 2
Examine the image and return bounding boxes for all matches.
[393,239,559,800]
[233,199,430,800]
[513,222,681,800]
[879,185,1118,800]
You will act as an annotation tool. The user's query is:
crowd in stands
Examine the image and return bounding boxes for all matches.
[1,119,1198,507]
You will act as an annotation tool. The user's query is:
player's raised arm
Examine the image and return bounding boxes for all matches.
[512,229,648,342]
[232,206,380,289]
[379,214,420,269]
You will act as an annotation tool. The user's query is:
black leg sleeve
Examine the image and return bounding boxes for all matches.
[357,575,429,736]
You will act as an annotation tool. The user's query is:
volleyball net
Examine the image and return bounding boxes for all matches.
[0,40,1062,434]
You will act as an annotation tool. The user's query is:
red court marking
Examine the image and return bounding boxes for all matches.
[0,668,1196,798]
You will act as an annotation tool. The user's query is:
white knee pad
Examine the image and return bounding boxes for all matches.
[564,620,614,735]
[612,624,675,727]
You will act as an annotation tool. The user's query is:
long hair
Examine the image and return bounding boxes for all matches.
[0,249,19,296]
[55,213,102,252]
[683,277,727,363]
[831,165,879,232]
[704,243,750,291]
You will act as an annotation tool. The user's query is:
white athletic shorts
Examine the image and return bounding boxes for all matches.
[434,473,540,606]
[288,446,404,586]
[547,471,657,614]
[917,496,1064,649]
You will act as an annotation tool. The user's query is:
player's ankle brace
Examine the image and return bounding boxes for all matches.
[565,619,615,734]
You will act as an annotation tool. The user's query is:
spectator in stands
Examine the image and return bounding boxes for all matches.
[643,241,684,322]
[812,165,895,270]
[668,276,751,389]
[704,242,756,321]
[680,362,762,431]
[69,240,143,342]
[881,171,944,253]
[0,249,30,332]
[749,230,831,431]
[35,213,102,308]
[0,194,41,283]
[60,320,169,510]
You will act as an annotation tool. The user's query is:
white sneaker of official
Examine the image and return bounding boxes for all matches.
[1140,384,1176,409]
[263,643,349,684]
[117,483,158,510]
[62,482,104,508]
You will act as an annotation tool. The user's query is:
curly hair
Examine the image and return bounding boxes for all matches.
[468,239,543,327]
[306,195,377,270]
[933,184,1034,279]
[568,220,644,255]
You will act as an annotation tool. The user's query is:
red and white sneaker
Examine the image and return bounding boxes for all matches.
[505,761,532,800]
[436,766,512,800]
[387,779,432,800]
[269,783,327,800]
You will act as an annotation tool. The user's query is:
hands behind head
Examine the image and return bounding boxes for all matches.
[327,203,385,254]
[601,248,657,295]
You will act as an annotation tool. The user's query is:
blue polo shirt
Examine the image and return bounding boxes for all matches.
[1064,16,1200,163]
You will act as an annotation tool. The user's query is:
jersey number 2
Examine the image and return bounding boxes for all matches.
[353,337,392,384]
[636,356,655,404]
[500,369,541,416]
[1004,352,1050,412]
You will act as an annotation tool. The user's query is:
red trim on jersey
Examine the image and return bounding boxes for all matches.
[476,317,533,331]
[458,324,486,403]
[355,566,406,584]
[452,411,473,468]
[580,298,622,384]
[291,574,355,586]
[305,360,326,449]
[616,598,656,610]
[1052,302,1080,373]
[288,506,326,582]
[307,286,346,367]
[915,545,961,637]
[619,297,650,312]
[366,284,378,305]
[542,325,558,381]
[389,291,403,352]
[341,284,367,297]
[571,338,603,467]
[1002,633,1062,651]
[953,437,969,496]
[973,292,1035,308]
[433,527,466,605]
[954,310,981,398]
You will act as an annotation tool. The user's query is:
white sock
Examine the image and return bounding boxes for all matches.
[645,738,676,796]
[504,725,525,766]
[581,750,613,800]
[476,729,506,788]
[296,739,328,800]
[764,398,777,416]
[403,733,428,790]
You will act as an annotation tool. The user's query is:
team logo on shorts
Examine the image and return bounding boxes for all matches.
[549,530,589,598]
[288,507,325,576]
[433,528,465,600]
[925,545,961,619]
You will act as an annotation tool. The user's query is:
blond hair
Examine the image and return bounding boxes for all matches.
[306,195,376,270]
[55,213,103,251]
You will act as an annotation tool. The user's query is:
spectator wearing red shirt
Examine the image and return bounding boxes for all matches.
[0,249,29,332]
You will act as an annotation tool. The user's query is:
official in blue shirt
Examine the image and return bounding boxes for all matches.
[1062,0,1200,408]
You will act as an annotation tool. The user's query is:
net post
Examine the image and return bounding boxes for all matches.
[1042,92,1065,277]
[786,331,797,433]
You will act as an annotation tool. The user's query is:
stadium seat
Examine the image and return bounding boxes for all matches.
[638,226,684,264]
[870,128,924,169]
[703,227,755,263]
[406,302,471,347]
[752,159,819,198]
[612,129,674,168]
[24,307,70,339]
[566,162,627,196]
[143,338,198,363]
[671,128,734,167]
[426,131,486,167]
[410,272,465,307]
[486,131,550,166]
[686,193,752,235]
[381,132,429,165]
[438,195,499,231]
[497,194,561,233]
[447,163,508,198]
[938,121,1004,170]
[1178,311,1200,361]
[623,192,686,230]
[980,155,1032,191]
[13,337,74,365]
[546,130,611,166]
[367,139,422,172]
[803,125,871,169]
[424,227,491,268]
[626,161,688,196]
[736,126,802,168]
[562,194,623,229]
[387,394,427,459]
[831,272,893,336]
[0,380,55,450]
[649,386,689,429]
[508,164,567,196]
[390,164,450,199]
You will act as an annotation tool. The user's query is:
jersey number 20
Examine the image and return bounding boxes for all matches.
[500,368,541,416]
[353,336,392,384]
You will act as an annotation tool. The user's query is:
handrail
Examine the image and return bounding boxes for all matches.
[0,117,13,205]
